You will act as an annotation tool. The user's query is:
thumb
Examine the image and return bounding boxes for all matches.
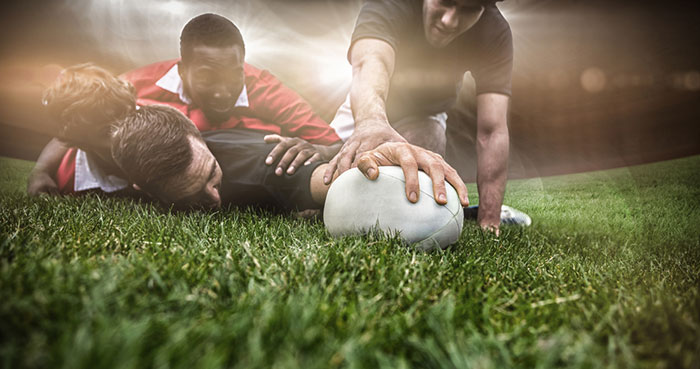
[357,154,379,180]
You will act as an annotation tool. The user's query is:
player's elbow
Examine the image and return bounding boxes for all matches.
[352,55,391,81]
[477,117,508,140]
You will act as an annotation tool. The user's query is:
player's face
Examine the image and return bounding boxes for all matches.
[179,44,245,124]
[159,136,223,210]
[423,0,485,48]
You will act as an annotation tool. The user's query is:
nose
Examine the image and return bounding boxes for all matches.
[441,7,459,30]
[212,84,232,100]
[207,187,222,209]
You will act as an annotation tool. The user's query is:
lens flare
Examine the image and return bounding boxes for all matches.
[67,0,361,119]
[580,67,606,93]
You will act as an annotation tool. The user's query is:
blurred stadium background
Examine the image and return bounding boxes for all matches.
[0,0,698,180]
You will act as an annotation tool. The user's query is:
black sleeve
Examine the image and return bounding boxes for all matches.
[470,7,514,97]
[202,129,322,212]
[349,0,416,59]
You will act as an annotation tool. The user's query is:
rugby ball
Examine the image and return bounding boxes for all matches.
[323,166,463,251]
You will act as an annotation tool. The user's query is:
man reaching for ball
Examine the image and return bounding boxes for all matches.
[325,0,531,232]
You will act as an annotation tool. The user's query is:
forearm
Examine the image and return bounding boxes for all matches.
[325,39,403,179]
[32,138,69,175]
[27,137,70,195]
[310,164,333,205]
[349,39,395,128]
[350,66,390,128]
[476,126,509,228]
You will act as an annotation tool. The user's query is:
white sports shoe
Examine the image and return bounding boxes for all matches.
[463,205,532,226]
[500,205,532,226]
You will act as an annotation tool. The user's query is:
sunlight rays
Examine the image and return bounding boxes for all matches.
[70,0,360,112]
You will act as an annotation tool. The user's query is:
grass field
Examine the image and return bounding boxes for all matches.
[1,155,699,369]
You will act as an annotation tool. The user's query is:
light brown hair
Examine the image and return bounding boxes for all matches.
[111,105,202,195]
[42,63,136,141]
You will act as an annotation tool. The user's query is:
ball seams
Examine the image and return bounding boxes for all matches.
[377,170,462,218]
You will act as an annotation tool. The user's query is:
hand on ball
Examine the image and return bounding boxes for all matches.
[355,142,469,207]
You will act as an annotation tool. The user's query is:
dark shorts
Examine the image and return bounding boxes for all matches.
[202,129,323,212]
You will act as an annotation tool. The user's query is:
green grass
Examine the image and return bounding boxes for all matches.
[1,156,699,369]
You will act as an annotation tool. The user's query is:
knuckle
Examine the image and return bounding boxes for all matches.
[429,163,443,174]
[446,167,459,178]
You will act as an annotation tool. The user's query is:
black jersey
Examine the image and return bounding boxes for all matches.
[351,0,513,120]
[203,129,322,212]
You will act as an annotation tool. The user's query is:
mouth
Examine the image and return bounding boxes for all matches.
[434,26,455,37]
[206,102,235,114]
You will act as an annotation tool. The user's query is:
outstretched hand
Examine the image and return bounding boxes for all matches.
[27,170,59,196]
[323,123,405,184]
[355,142,469,207]
[264,134,323,176]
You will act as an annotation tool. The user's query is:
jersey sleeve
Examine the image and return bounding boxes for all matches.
[55,147,77,194]
[119,60,182,104]
[349,0,416,57]
[249,69,340,145]
[470,9,514,97]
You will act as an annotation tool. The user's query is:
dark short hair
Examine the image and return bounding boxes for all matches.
[42,63,136,140]
[180,13,245,63]
[111,105,202,196]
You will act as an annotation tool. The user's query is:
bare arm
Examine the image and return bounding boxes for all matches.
[310,163,333,206]
[27,138,69,195]
[349,38,395,132]
[324,38,406,184]
[475,93,510,232]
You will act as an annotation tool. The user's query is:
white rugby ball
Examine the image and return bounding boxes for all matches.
[323,166,463,251]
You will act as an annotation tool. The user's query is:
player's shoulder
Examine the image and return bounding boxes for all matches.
[478,5,512,37]
[360,0,420,12]
[244,63,285,89]
[357,0,421,25]
[458,5,511,50]
[243,62,265,79]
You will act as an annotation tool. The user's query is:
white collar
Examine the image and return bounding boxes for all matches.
[74,149,128,193]
[155,63,249,107]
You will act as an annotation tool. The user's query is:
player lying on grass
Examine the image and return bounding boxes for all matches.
[110,104,469,213]
[27,61,468,211]
[28,61,339,198]
[27,13,341,196]
[27,61,541,232]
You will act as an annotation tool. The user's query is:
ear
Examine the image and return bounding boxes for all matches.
[131,183,163,203]
[177,60,185,79]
